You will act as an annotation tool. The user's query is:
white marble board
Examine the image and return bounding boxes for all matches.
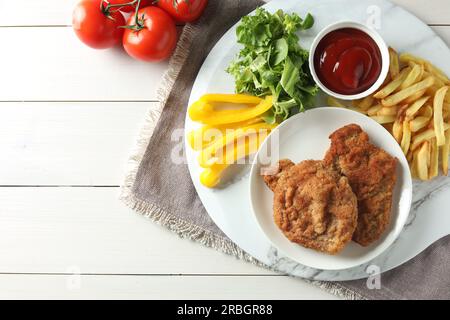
[184,0,450,281]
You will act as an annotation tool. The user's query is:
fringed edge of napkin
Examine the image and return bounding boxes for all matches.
[119,23,263,266]
[119,24,365,301]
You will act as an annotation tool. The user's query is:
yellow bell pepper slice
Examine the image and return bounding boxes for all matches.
[220,130,270,166]
[199,130,270,188]
[187,117,264,151]
[199,94,263,104]
[189,95,273,125]
[200,164,227,188]
[198,123,275,168]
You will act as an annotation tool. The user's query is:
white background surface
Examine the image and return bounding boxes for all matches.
[0,0,448,299]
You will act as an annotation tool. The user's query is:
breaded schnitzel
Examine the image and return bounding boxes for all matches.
[263,159,295,191]
[265,160,358,254]
[324,124,397,246]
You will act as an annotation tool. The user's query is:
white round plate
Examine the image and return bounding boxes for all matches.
[249,108,412,270]
[185,0,450,280]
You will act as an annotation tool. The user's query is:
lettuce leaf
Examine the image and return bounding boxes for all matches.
[226,8,318,122]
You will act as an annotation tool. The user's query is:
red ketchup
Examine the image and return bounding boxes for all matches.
[314,28,382,95]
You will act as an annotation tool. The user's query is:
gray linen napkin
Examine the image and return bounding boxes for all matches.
[121,0,450,300]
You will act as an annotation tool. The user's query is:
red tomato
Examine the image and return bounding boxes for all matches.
[73,0,125,49]
[123,7,177,62]
[106,0,153,13]
[157,0,208,22]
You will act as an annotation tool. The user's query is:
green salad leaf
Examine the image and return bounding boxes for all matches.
[226,8,318,123]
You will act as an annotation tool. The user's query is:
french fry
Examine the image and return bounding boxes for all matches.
[338,50,450,180]
[401,120,411,155]
[401,63,423,90]
[404,89,426,104]
[397,104,409,120]
[367,104,383,116]
[393,119,403,143]
[410,116,430,132]
[406,150,413,163]
[423,72,447,88]
[357,96,374,111]
[442,129,450,175]
[399,54,449,84]
[378,106,399,116]
[327,96,347,108]
[352,98,362,108]
[353,108,368,114]
[383,123,394,133]
[433,86,449,146]
[411,124,450,150]
[444,103,450,113]
[399,53,424,65]
[411,150,419,179]
[381,74,392,87]
[418,64,425,81]
[444,103,450,120]
[419,104,433,118]
[373,67,411,99]
[392,104,409,143]
[370,115,396,124]
[417,141,430,180]
[425,63,450,85]
[411,128,436,151]
[389,47,400,79]
[429,138,439,179]
[327,97,367,114]
[381,76,435,107]
[405,96,429,118]
[426,84,440,97]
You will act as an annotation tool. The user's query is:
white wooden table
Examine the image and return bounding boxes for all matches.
[0,0,448,299]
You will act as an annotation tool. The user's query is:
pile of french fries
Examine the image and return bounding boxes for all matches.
[328,48,450,181]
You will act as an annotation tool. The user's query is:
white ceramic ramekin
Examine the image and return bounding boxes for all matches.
[309,21,390,101]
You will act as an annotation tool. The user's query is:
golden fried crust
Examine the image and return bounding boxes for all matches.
[272,160,358,254]
[263,159,295,191]
[324,124,398,246]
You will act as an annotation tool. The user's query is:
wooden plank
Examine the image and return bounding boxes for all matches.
[0,0,78,26]
[0,274,338,299]
[0,187,276,275]
[0,102,152,186]
[0,0,448,26]
[0,28,167,101]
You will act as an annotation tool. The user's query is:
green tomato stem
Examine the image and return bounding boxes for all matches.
[103,0,139,12]
[133,0,143,27]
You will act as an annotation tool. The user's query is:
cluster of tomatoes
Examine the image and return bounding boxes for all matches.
[72,0,207,62]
